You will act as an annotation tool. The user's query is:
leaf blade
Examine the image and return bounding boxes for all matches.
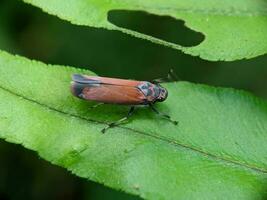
[21,0,267,61]
[0,50,267,199]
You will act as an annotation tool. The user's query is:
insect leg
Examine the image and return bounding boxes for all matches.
[152,69,181,84]
[89,103,105,109]
[149,104,178,125]
[101,106,135,133]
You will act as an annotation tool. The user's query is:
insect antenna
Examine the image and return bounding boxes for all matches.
[152,69,182,84]
[168,69,182,82]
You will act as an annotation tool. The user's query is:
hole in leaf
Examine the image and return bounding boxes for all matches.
[108,10,204,47]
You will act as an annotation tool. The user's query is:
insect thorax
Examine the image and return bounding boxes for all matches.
[137,82,160,102]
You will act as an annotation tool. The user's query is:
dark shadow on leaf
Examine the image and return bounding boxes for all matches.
[2,0,267,99]
[108,10,204,47]
[0,140,141,200]
[262,188,267,200]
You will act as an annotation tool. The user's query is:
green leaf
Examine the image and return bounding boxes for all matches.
[0,50,267,200]
[21,0,267,61]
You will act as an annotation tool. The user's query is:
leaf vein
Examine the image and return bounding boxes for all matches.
[1,85,266,175]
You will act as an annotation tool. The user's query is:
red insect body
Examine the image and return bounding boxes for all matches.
[70,74,177,133]
[84,76,141,87]
[71,74,168,105]
[82,84,145,105]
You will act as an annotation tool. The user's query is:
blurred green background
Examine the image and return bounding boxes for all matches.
[0,0,267,199]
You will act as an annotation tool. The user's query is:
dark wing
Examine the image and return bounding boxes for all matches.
[71,74,148,105]
[71,79,146,105]
[77,75,143,87]
[72,74,101,84]
[81,84,146,105]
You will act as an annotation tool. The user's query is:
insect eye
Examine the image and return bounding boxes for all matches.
[164,89,168,99]
[156,87,168,102]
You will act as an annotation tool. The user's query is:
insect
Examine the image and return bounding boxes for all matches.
[71,73,178,133]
